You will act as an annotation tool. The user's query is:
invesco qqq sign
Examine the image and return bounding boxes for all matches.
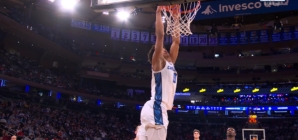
[196,0,296,20]
[218,2,263,12]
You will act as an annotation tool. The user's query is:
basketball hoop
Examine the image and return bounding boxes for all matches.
[161,1,201,37]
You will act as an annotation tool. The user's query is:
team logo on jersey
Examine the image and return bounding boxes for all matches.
[167,66,176,71]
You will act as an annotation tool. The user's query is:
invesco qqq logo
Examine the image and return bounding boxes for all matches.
[219,2,262,12]
[201,1,288,15]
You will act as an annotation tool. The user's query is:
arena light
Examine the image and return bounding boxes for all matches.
[234,89,241,93]
[214,54,219,58]
[103,11,109,15]
[217,89,224,93]
[291,86,298,91]
[117,11,130,21]
[183,88,189,92]
[199,88,206,93]
[270,87,278,92]
[252,88,259,93]
[61,0,78,10]
[48,0,55,2]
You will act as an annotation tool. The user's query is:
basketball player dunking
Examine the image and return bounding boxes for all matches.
[137,6,180,140]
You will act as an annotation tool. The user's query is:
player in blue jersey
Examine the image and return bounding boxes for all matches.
[137,6,180,140]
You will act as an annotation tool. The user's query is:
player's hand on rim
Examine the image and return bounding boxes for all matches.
[156,6,162,13]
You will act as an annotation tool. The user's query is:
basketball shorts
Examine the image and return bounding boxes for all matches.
[137,100,168,140]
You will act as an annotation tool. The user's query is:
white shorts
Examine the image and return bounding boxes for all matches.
[138,126,167,140]
[137,100,169,138]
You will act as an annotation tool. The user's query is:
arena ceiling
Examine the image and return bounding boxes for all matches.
[1,0,298,86]
[4,0,296,31]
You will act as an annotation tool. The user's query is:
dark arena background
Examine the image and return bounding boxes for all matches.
[0,0,298,140]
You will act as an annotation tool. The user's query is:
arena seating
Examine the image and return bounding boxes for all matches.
[1,49,298,105]
[1,47,298,106]
[1,91,298,140]
[0,49,150,101]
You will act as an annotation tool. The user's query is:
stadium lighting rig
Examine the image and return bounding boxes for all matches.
[103,11,109,15]
[101,9,132,21]
[47,0,80,11]
[61,0,79,10]
[116,10,130,21]
[115,7,146,21]
[105,7,157,21]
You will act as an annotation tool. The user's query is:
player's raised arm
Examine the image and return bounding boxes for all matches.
[151,6,165,69]
[170,35,180,64]
[170,12,180,64]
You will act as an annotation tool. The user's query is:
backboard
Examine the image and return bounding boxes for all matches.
[90,0,199,12]
[242,129,266,140]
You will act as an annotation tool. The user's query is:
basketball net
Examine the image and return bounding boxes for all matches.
[161,1,201,37]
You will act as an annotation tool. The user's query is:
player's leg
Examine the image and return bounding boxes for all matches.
[138,135,147,140]
[146,126,167,140]
[138,101,153,140]
[137,124,147,140]
[145,101,168,140]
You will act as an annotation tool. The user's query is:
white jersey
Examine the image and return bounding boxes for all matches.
[150,61,177,110]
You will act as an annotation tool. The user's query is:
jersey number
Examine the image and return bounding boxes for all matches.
[173,73,177,83]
